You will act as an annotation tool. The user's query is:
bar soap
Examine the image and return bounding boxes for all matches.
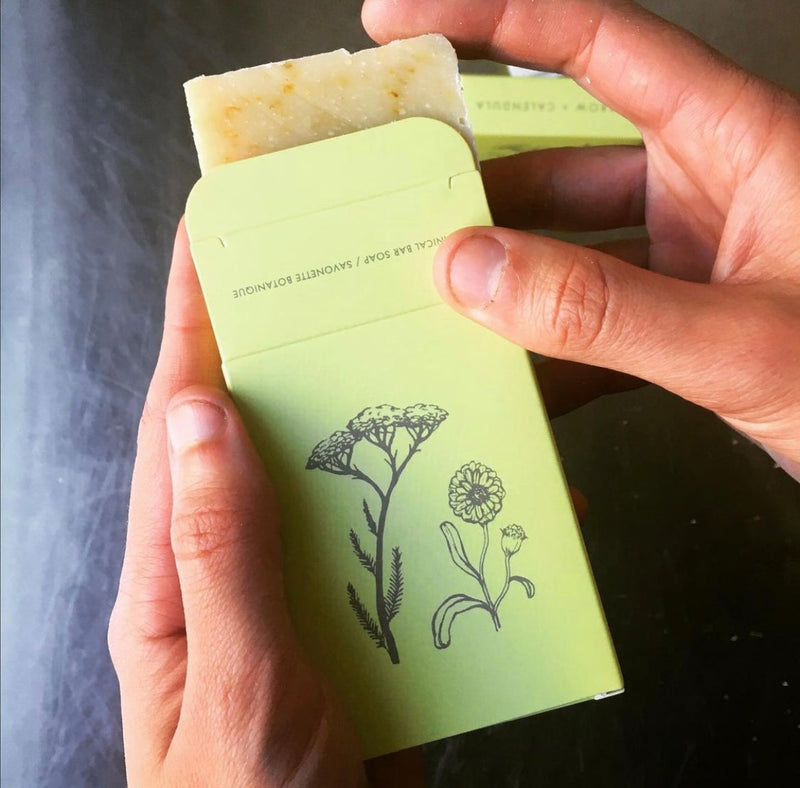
[185,34,472,173]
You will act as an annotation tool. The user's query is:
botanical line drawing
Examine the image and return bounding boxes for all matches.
[306,403,448,664]
[432,461,535,649]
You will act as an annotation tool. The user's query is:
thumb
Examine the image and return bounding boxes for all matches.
[165,385,293,677]
[433,227,795,425]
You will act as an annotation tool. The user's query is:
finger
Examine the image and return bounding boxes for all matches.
[536,358,645,419]
[154,219,224,399]
[110,221,224,759]
[484,146,646,231]
[433,227,800,434]
[116,220,224,643]
[363,0,763,134]
[165,386,293,700]
[166,387,364,780]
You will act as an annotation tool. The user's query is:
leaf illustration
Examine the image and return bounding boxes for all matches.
[347,583,385,648]
[439,521,480,581]
[385,547,404,621]
[349,529,376,575]
[362,499,377,535]
[510,575,536,598]
[431,593,489,649]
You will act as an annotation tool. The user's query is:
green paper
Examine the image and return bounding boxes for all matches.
[185,117,623,758]
[461,74,641,160]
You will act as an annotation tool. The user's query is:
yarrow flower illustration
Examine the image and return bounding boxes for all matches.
[500,524,528,556]
[448,461,505,524]
[348,405,406,448]
[307,403,448,664]
[402,403,448,441]
[305,429,356,473]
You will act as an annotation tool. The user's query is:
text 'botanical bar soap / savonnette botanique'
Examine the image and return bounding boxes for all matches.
[183,34,623,758]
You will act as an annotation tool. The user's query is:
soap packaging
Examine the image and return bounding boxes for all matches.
[461,74,641,160]
[185,117,623,758]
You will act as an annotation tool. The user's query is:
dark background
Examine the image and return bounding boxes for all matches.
[2,1,799,786]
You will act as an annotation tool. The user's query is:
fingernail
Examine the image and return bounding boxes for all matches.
[447,235,508,310]
[167,399,226,452]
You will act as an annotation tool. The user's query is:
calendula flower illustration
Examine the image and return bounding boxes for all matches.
[305,429,356,474]
[402,403,448,441]
[448,461,505,524]
[500,524,528,556]
[348,405,406,448]
[433,463,534,649]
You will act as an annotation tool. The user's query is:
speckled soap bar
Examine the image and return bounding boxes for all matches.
[184,34,472,173]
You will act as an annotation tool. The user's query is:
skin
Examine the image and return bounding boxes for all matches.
[109,2,800,786]
[362,0,800,477]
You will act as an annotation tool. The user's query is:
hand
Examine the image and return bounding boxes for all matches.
[108,223,367,787]
[108,223,589,786]
[363,0,800,478]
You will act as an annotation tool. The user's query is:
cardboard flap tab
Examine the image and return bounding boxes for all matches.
[185,119,490,362]
[186,117,476,240]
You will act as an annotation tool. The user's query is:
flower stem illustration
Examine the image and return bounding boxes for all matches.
[306,403,448,664]
[432,462,535,649]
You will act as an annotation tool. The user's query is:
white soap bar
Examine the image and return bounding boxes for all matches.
[185,34,472,173]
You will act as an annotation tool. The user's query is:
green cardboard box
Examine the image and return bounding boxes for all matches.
[461,74,641,160]
[185,117,623,758]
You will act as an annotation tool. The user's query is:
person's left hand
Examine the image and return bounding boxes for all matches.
[109,221,591,786]
[108,221,369,787]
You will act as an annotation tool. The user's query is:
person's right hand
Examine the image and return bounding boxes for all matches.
[363,0,800,478]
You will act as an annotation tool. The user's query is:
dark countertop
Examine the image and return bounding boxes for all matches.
[2,1,799,786]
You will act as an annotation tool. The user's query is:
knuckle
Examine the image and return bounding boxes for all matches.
[543,255,613,354]
[570,16,600,78]
[170,497,252,565]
